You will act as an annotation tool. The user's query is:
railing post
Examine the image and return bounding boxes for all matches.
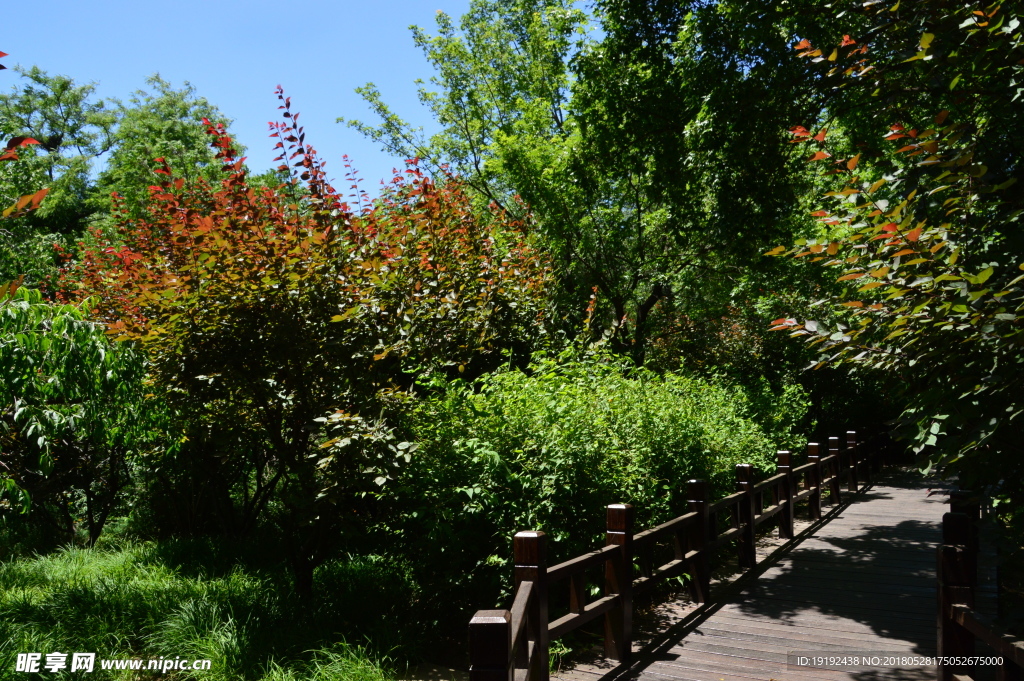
[943,510,977,592]
[847,430,864,483]
[687,479,711,603]
[938,512,975,681]
[469,610,513,681]
[949,491,980,586]
[846,430,859,493]
[828,436,842,505]
[776,451,795,540]
[807,442,822,520]
[736,464,757,569]
[604,504,634,664]
[514,531,549,681]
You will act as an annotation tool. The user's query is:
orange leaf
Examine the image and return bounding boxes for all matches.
[808,151,831,162]
[837,272,866,281]
[906,227,922,242]
[793,39,812,50]
[846,153,861,170]
[4,136,40,151]
[29,188,48,209]
[14,193,34,211]
[892,249,916,257]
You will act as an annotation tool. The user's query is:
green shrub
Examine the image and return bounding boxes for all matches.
[386,352,783,617]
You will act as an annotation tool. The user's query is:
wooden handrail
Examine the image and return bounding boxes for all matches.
[546,544,618,583]
[937,508,1023,681]
[708,490,745,514]
[469,429,880,680]
[634,510,697,543]
[752,471,787,493]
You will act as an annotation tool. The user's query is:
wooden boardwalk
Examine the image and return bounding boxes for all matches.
[619,473,951,681]
[469,443,1016,681]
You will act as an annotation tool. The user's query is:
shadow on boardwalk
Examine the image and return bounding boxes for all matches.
[591,471,952,681]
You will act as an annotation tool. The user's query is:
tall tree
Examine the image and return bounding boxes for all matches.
[771,0,1023,496]
[89,74,238,223]
[347,0,840,364]
[0,65,115,284]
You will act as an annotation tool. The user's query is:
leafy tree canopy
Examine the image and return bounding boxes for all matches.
[0,65,114,285]
[0,283,160,544]
[347,0,854,365]
[771,0,1023,498]
[90,74,238,224]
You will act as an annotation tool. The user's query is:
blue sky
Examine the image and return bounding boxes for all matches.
[3,0,471,195]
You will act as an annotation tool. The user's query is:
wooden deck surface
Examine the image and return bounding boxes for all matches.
[620,472,954,681]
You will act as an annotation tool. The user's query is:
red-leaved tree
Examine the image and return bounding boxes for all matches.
[71,87,552,594]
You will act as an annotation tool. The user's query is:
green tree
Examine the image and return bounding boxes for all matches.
[347,0,850,365]
[771,0,1023,497]
[0,65,115,284]
[0,283,161,545]
[89,74,238,223]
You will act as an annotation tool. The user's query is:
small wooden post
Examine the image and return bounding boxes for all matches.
[469,610,512,681]
[938,512,975,681]
[687,479,711,603]
[777,451,795,539]
[949,491,980,586]
[569,572,586,615]
[514,531,549,681]
[807,442,822,519]
[850,431,868,486]
[943,510,977,592]
[846,430,859,492]
[828,436,842,505]
[736,464,757,569]
[604,504,634,663]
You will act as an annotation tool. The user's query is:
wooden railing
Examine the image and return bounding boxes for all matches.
[468,430,881,681]
[937,497,1023,681]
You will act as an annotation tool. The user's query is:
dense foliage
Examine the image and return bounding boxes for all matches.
[347,0,827,365]
[769,0,1023,500]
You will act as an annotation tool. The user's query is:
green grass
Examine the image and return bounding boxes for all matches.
[0,542,410,680]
